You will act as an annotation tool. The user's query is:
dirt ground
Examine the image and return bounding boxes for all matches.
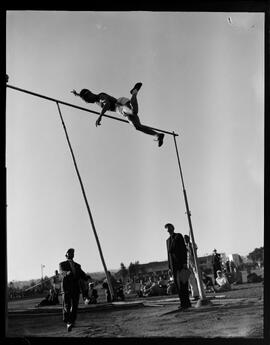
[6,283,264,338]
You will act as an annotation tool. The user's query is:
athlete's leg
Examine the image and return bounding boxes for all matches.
[128,115,164,146]
[127,82,164,147]
[130,91,139,115]
[129,82,142,114]
[129,114,157,136]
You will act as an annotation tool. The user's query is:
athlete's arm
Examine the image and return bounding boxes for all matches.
[95,95,111,127]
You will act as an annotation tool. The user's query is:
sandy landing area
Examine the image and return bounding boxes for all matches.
[7,283,263,338]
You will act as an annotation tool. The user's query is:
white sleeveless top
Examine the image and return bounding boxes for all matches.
[115,97,133,117]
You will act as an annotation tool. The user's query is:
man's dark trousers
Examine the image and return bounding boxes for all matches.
[62,290,80,324]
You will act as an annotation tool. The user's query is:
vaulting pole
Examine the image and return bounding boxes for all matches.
[56,102,115,301]
[172,133,210,305]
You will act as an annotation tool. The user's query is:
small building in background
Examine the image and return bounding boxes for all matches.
[228,253,243,267]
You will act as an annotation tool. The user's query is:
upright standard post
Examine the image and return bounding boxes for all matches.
[56,102,115,301]
[172,133,208,303]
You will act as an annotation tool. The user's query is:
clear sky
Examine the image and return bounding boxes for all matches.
[6,11,264,281]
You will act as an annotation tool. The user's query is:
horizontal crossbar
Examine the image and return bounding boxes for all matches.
[6,84,179,137]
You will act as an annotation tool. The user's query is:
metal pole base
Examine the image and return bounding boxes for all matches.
[195,298,213,308]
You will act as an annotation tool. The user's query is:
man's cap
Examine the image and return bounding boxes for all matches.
[213,249,217,252]
[66,248,74,255]
[164,223,174,230]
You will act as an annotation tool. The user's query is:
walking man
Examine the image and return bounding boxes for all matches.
[59,248,90,332]
[165,223,191,310]
[71,82,165,147]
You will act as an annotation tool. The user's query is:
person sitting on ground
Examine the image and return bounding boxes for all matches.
[247,272,263,283]
[143,281,162,297]
[167,280,176,295]
[102,281,111,302]
[166,271,178,295]
[158,276,166,288]
[201,272,215,292]
[158,276,167,295]
[125,282,132,295]
[71,82,165,147]
[137,281,145,297]
[142,277,153,294]
[102,271,118,302]
[85,282,99,304]
[36,288,59,307]
[214,270,231,292]
[80,275,92,302]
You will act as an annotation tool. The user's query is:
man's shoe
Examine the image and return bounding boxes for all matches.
[130,82,142,94]
[158,133,164,147]
[67,323,72,332]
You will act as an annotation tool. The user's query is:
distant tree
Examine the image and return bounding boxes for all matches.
[128,261,140,280]
[39,275,52,292]
[247,247,264,264]
[119,263,128,281]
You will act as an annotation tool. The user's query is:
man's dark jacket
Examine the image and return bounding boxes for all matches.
[59,260,88,294]
[166,233,187,272]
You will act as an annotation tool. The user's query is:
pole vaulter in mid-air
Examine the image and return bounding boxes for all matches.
[71,82,165,147]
